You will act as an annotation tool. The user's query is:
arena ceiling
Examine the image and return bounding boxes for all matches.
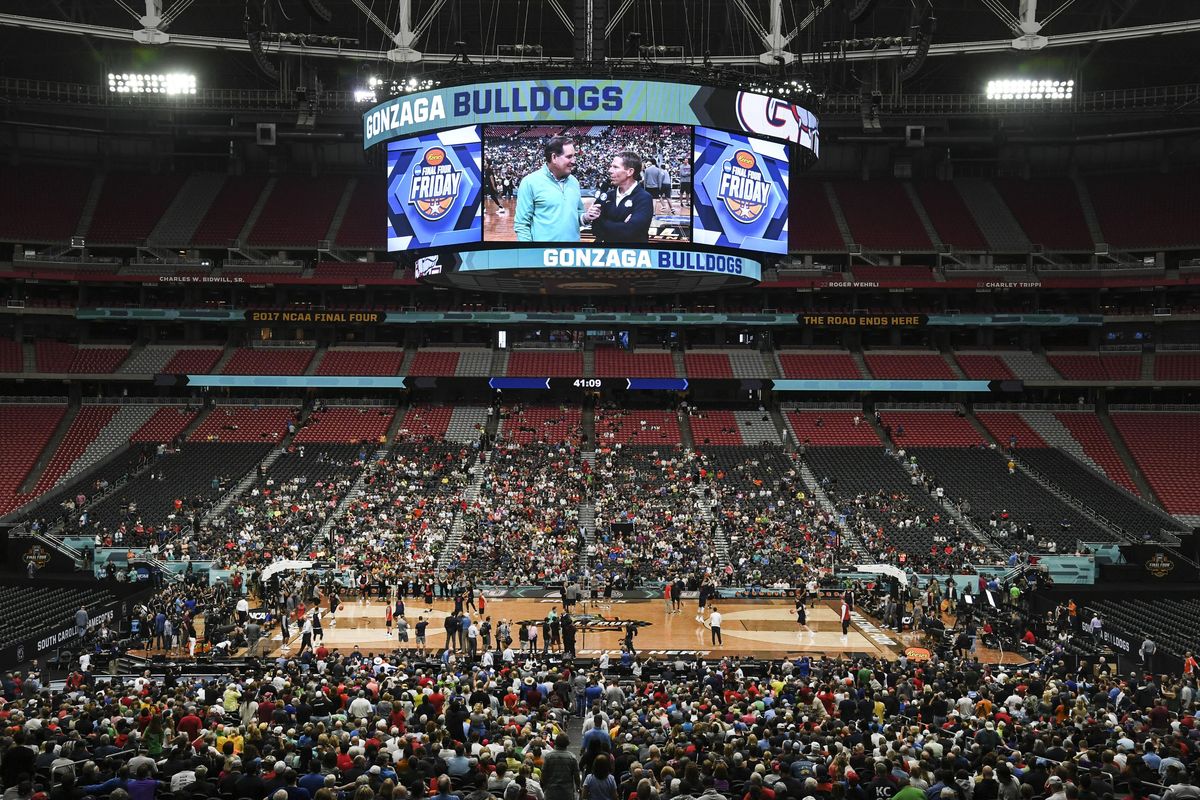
[0,0,1198,98]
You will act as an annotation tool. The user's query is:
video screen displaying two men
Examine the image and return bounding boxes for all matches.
[386,122,789,254]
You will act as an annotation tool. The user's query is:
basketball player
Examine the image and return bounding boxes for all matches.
[483,165,507,215]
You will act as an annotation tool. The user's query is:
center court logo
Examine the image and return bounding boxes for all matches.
[716,150,771,223]
[409,146,462,221]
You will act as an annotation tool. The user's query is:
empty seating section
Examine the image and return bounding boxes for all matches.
[689,410,743,446]
[86,172,186,244]
[728,350,770,379]
[1047,353,1141,381]
[954,354,1017,380]
[395,404,452,440]
[1090,599,1200,662]
[249,175,347,247]
[334,176,387,248]
[994,178,1093,250]
[499,404,582,445]
[881,411,984,446]
[1085,172,1200,249]
[865,353,956,380]
[188,405,298,443]
[316,348,404,375]
[56,405,157,486]
[595,408,682,445]
[0,165,92,242]
[1053,412,1140,495]
[0,584,118,652]
[30,406,118,496]
[313,262,395,280]
[832,181,932,251]
[1155,353,1200,381]
[786,411,877,446]
[0,404,66,514]
[69,347,130,373]
[163,348,223,374]
[594,348,676,377]
[788,182,845,251]
[998,351,1060,381]
[912,448,1115,551]
[294,407,395,443]
[507,351,583,377]
[446,407,489,442]
[222,347,313,375]
[850,266,933,282]
[914,181,988,250]
[190,175,266,246]
[684,353,734,378]
[87,443,273,535]
[131,407,199,442]
[733,410,782,444]
[975,412,1047,448]
[778,352,861,379]
[454,350,494,377]
[1019,448,1181,539]
[114,347,196,375]
[1112,412,1200,515]
[0,341,22,373]
[803,447,958,566]
[35,340,76,373]
[409,350,460,376]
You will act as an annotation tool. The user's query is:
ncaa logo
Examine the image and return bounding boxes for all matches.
[409,146,463,222]
[716,149,771,223]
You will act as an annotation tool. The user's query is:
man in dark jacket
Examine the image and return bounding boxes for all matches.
[541,733,581,800]
[589,152,654,243]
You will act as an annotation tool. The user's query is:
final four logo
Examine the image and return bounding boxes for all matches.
[409,146,463,222]
[716,150,771,223]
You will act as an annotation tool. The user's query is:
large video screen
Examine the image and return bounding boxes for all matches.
[384,119,791,257]
[386,126,482,251]
[481,123,692,245]
[692,126,789,254]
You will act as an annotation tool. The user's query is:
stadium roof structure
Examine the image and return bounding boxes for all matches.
[0,0,1198,98]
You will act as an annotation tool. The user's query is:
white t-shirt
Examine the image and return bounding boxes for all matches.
[710,611,722,628]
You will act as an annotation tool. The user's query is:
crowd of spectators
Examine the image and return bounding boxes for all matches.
[457,441,587,585]
[703,447,851,587]
[7,623,1200,800]
[322,444,473,579]
[589,446,713,587]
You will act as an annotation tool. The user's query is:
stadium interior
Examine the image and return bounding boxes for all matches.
[1,1,1200,799]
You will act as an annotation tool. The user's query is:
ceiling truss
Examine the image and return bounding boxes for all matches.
[1,3,1198,68]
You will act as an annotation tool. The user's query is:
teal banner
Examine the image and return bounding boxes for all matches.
[362,79,819,156]
[456,246,761,281]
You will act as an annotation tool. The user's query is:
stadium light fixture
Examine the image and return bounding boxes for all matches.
[985,78,1074,100]
[107,72,197,95]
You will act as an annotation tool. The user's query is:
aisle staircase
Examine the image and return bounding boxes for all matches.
[436,450,488,569]
[794,458,868,558]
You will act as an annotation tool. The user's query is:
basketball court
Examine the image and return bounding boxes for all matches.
[152,597,1021,664]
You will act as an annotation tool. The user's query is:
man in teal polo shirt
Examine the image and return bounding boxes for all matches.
[514,136,599,241]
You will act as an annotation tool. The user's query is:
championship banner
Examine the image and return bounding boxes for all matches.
[363,79,819,157]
